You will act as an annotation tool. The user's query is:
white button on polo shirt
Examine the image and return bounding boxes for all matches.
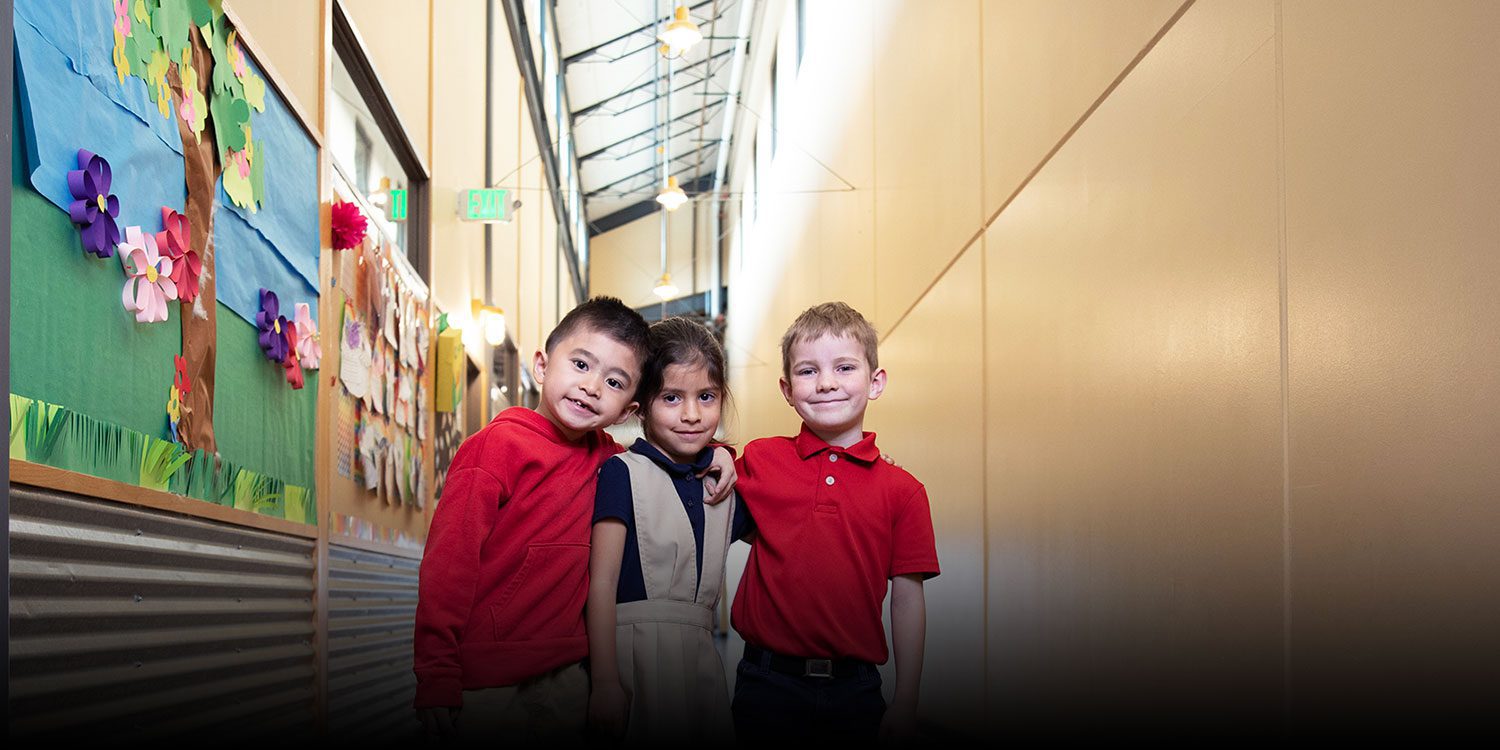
[829,453,838,462]
[825,476,836,485]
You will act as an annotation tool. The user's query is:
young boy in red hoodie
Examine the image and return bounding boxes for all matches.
[413,297,736,741]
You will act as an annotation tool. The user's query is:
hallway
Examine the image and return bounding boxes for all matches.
[6,0,1499,740]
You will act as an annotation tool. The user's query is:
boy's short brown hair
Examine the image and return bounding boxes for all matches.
[545,296,651,376]
[780,302,880,378]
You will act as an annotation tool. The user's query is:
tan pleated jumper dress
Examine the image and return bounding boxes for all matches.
[612,451,737,745]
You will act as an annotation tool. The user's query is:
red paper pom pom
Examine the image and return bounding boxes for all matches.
[331,200,368,251]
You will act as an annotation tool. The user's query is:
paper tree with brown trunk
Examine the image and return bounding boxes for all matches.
[113,0,270,454]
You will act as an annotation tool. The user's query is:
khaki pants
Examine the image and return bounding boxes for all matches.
[455,662,589,744]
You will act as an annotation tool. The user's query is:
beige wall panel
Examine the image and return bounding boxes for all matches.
[983,0,1282,729]
[342,0,432,162]
[429,0,488,319]
[816,190,877,317]
[1281,0,1500,728]
[589,211,697,310]
[866,247,986,733]
[226,0,322,124]
[979,0,1185,218]
[870,0,982,333]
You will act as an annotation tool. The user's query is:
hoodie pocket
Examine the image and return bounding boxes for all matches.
[490,543,591,641]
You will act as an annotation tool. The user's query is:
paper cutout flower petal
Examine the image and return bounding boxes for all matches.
[67,150,122,258]
[283,323,306,390]
[331,200,368,250]
[256,288,291,363]
[174,354,192,396]
[120,227,177,323]
[294,303,322,370]
[157,207,202,303]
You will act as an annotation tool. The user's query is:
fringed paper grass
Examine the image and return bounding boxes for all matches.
[10,393,315,524]
[140,438,193,491]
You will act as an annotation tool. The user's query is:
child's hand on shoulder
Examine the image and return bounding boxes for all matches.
[699,445,738,504]
[588,681,630,740]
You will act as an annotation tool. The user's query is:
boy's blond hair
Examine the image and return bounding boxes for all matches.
[779,302,880,378]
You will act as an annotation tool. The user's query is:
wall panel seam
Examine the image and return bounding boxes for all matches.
[880,0,1200,344]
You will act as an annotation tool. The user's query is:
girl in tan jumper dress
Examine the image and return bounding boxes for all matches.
[587,318,753,745]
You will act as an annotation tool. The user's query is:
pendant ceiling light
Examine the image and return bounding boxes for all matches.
[658,5,703,58]
[653,273,679,300]
[656,175,689,211]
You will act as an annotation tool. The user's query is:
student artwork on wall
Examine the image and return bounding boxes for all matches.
[10,0,319,523]
[327,200,435,510]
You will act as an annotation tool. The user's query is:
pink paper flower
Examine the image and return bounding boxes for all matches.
[113,0,131,37]
[294,303,322,369]
[119,226,178,323]
[331,200,368,250]
[157,207,202,303]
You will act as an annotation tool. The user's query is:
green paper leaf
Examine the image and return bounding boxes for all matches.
[210,92,250,152]
[243,73,266,113]
[153,0,193,64]
[206,17,242,98]
[134,0,153,27]
[190,0,221,28]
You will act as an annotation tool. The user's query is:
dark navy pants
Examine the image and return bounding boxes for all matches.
[731,647,886,743]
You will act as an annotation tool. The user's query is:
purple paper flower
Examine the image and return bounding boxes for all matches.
[256,288,291,363]
[67,150,122,258]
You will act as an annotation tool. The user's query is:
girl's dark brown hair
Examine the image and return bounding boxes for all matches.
[637,317,730,421]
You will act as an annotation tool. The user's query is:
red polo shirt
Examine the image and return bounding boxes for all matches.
[731,425,940,664]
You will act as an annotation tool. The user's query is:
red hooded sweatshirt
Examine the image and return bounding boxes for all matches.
[413,407,622,708]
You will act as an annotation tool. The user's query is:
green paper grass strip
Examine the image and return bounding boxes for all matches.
[9,394,315,524]
[140,438,193,491]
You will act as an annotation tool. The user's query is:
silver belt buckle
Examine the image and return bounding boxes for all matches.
[804,659,833,679]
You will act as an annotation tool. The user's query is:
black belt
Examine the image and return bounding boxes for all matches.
[743,644,872,680]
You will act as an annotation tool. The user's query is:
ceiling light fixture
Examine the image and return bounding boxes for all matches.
[653,273,679,300]
[656,175,689,211]
[657,5,703,58]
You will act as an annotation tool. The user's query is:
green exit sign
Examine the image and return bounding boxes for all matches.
[458,189,510,223]
[389,189,408,221]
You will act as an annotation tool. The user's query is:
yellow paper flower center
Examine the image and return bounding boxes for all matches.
[97,195,107,211]
[274,320,282,334]
[146,265,158,283]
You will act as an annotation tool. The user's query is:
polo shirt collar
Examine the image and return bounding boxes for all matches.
[793,423,881,463]
[629,437,713,478]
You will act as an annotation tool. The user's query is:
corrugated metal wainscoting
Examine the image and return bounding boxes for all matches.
[8,485,318,741]
[325,543,422,742]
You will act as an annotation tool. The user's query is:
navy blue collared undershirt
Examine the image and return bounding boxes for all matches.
[593,438,754,603]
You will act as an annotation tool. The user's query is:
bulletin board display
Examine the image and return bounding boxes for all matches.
[321,168,435,546]
[9,0,320,523]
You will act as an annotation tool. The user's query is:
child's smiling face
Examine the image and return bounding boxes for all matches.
[643,361,722,465]
[779,333,885,446]
[533,325,642,441]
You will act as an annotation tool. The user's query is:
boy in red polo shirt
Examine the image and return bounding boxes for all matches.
[731,301,941,743]
[413,297,736,741]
